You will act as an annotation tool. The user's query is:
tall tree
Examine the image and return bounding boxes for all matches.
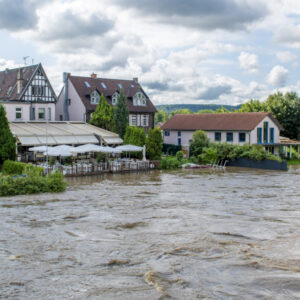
[89,93,114,131]
[146,128,163,160]
[114,89,129,139]
[0,105,16,164]
[190,130,210,157]
[265,92,300,139]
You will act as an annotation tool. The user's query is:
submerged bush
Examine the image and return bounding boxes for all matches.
[159,156,190,170]
[0,170,67,196]
[2,160,43,176]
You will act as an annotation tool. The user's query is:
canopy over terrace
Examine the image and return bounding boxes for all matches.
[279,136,300,159]
[9,121,123,146]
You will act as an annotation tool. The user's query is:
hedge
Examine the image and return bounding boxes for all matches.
[2,160,43,176]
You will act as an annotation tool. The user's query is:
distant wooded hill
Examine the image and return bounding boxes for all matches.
[156,104,241,113]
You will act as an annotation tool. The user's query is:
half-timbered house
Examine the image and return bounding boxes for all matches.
[0,63,57,122]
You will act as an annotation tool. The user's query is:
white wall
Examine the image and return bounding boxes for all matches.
[250,115,280,144]
[163,130,250,146]
[2,102,56,122]
[56,79,86,121]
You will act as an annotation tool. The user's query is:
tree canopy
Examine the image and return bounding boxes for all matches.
[189,130,210,157]
[123,126,146,147]
[89,93,114,131]
[114,89,129,139]
[0,105,16,164]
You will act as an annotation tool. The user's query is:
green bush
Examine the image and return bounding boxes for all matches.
[96,152,107,163]
[176,150,184,161]
[159,156,190,170]
[0,170,67,196]
[2,160,43,176]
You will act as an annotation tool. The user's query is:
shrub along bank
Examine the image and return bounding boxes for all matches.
[0,160,67,196]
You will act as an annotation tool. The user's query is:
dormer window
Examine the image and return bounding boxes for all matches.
[101,82,107,89]
[112,92,119,105]
[85,81,91,88]
[118,83,123,89]
[133,92,146,106]
[7,86,13,96]
[90,90,99,104]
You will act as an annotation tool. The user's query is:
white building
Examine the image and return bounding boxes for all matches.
[0,63,57,122]
[161,112,283,155]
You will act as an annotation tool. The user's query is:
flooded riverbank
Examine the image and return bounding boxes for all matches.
[1,167,300,299]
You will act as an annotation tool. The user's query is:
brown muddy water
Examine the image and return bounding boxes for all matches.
[1,167,300,299]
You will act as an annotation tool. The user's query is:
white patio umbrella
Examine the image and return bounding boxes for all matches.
[72,144,102,153]
[29,145,52,152]
[100,146,122,154]
[115,145,143,152]
[43,148,72,157]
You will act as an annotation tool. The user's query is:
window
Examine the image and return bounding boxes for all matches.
[118,83,123,89]
[215,132,221,141]
[270,128,274,143]
[38,108,45,119]
[257,127,262,144]
[178,131,181,137]
[133,92,146,106]
[30,107,35,120]
[15,107,22,120]
[68,99,71,105]
[226,132,233,142]
[164,131,170,136]
[59,114,63,121]
[142,115,149,127]
[101,82,107,89]
[112,93,118,105]
[31,86,44,96]
[130,114,137,126]
[90,91,99,104]
[48,107,51,121]
[239,132,246,142]
[84,81,91,88]
[178,138,181,146]
[263,121,268,143]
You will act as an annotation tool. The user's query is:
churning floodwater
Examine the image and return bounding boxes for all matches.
[1,166,300,299]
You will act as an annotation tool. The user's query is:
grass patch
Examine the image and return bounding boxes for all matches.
[287,159,300,165]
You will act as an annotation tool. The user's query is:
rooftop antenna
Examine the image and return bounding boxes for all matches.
[23,56,30,65]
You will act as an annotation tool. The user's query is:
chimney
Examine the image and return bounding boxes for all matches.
[17,68,25,93]
[63,72,70,121]
[133,77,138,83]
[91,73,97,79]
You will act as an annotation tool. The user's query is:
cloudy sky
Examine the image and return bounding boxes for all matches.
[0,0,300,105]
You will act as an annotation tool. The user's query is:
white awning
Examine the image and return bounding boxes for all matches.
[102,136,123,145]
[18,136,41,146]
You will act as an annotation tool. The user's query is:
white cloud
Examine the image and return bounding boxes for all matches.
[238,51,259,73]
[276,51,298,65]
[267,65,288,86]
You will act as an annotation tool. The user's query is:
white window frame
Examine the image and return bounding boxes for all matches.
[38,108,45,120]
[15,107,22,120]
[133,92,146,106]
[112,92,119,105]
[130,114,137,126]
[142,114,149,127]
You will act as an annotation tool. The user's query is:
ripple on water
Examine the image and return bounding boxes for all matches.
[1,167,300,299]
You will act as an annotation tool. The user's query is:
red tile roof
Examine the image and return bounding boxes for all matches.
[0,65,38,101]
[69,75,157,113]
[161,112,282,131]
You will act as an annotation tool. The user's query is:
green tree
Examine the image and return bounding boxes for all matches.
[0,105,16,164]
[197,109,215,114]
[239,99,267,112]
[89,93,114,131]
[155,109,168,125]
[170,108,193,117]
[124,126,146,146]
[114,89,129,139]
[189,130,210,157]
[216,106,230,113]
[146,128,163,160]
[265,92,300,139]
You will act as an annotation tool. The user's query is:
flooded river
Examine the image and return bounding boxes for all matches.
[1,167,300,299]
